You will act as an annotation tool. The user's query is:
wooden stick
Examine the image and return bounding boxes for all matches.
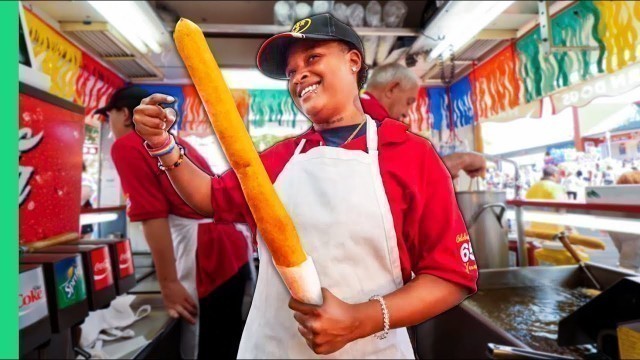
[20,232,80,253]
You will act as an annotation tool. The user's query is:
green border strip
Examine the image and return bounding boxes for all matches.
[2,1,18,358]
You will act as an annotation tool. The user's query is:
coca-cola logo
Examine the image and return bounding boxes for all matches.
[93,260,111,281]
[119,252,131,269]
[18,127,44,206]
[19,286,44,308]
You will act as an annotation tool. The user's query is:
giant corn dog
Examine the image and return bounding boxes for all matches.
[174,18,322,304]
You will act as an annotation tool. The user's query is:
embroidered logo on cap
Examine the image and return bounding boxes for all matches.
[292,18,311,33]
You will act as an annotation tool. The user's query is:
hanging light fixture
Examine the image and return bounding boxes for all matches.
[88,1,164,54]
[428,1,514,60]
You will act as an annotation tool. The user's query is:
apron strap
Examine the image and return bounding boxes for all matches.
[365,115,378,153]
[294,139,307,155]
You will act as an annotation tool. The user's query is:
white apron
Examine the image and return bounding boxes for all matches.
[168,214,212,359]
[237,116,415,359]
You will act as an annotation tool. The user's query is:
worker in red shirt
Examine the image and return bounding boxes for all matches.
[96,86,250,359]
[133,14,477,358]
[361,62,486,179]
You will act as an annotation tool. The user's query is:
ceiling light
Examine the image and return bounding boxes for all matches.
[88,1,163,54]
[428,1,514,60]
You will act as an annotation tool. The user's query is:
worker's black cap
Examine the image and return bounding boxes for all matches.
[257,13,365,79]
[94,86,150,118]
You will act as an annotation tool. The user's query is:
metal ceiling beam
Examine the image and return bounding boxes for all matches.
[476,29,518,40]
[515,0,575,38]
[167,22,421,39]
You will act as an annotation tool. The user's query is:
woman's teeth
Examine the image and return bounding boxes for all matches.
[301,84,319,98]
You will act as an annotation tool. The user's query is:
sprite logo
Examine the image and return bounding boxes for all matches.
[60,265,80,299]
[54,255,87,309]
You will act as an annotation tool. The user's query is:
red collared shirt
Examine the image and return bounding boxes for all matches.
[360,91,391,121]
[111,131,248,298]
[210,119,478,294]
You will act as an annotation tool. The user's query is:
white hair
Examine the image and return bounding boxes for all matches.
[366,63,420,90]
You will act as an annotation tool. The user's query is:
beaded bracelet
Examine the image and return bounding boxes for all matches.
[369,295,389,340]
[157,144,185,172]
[145,135,175,157]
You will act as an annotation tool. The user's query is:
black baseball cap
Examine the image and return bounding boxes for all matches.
[94,86,150,118]
[257,13,365,79]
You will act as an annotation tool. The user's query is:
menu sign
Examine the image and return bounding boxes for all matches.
[19,268,49,330]
[116,240,134,278]
[53,255,87,309]
[90,247,114,291]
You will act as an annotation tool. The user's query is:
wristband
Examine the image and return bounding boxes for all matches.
[158,144,185,171]
[369,295,389,340]
[145,135,175,157]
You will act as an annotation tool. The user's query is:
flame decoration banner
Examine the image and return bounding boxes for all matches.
[449,76,475,128]
[515,1,605,103]
[404,87,430,136]
[594,1,640,74]
[248,90,300,128]
[471,45,521,121]
[24,9,82,102]
[77,53,125,123]
[24,7,125,123]
[428,87,450,132]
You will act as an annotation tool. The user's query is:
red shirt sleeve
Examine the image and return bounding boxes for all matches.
[210,169,254,227]
[111,140,169,221]
[411,142,478,295]
[209,138,298,232]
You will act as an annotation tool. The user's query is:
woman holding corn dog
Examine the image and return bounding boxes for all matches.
[133,13,477,359]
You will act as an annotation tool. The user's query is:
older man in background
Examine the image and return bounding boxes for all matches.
[361,63,486,179]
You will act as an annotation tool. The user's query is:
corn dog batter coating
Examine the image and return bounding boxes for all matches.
[174,18,306,267]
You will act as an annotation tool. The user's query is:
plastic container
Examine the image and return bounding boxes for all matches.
[535,241,590,266]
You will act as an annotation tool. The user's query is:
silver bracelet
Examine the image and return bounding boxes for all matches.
[369,295,389,340]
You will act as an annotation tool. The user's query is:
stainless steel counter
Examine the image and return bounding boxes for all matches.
[413,263,636,359]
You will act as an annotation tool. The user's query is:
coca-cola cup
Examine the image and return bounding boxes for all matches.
[73,239,136,294]
[19,264,52,356]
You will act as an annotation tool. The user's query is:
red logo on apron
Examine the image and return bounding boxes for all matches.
[90,247,114,291]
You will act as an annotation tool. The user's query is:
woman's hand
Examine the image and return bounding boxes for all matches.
[442,152,487,179]
[289,288,364,355]
[132,93,178,148]
[160,280,198,324]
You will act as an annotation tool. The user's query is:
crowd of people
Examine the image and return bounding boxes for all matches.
[484,154,640,200]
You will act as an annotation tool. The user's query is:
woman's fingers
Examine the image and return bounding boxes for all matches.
[135,114,168,130]
[182,295,198,316]
[163,107,178,129]
[288,296,319,315]
[135,103,166,116]
[175,304,197,324]
[167,308,179,319]
[141,93,175,106]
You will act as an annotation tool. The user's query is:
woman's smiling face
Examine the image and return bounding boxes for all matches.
[285,40,361,124]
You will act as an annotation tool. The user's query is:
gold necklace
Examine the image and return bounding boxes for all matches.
[343,116,367,145]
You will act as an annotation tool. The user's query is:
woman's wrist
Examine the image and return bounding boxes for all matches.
[351,299,385,341]
[158,145,181,168]
[147,133,170,149]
